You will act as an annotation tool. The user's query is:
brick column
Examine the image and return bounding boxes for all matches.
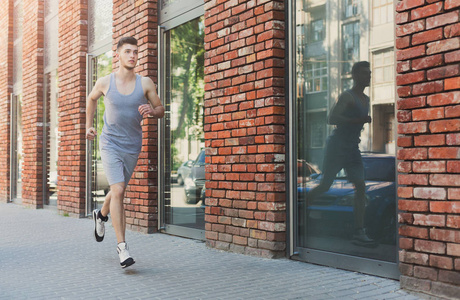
[395,0,460,298]
[204,0,286,258]
[21,0,44,208]
[112,0,159,233]
[57,0,88,216]
[0,0,14,202]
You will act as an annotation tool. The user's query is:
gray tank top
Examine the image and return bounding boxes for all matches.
[331,89,369,146]
[100,73,148,154]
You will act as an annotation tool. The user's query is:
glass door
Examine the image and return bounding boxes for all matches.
[290,0,398,279]
[159,16,206,240]
[10,94,23,203]
[86,51,112,215]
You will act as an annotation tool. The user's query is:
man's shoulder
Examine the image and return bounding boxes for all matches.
[97,74,112,86]
[140,76,157,89]
[338,90,354,102]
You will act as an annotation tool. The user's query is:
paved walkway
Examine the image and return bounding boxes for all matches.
[0,203,424,300]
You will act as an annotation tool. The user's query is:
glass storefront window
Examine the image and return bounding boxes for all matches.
[344,0,359,18]
[13,0,23,92]
[88,0,113,52]
[342,22,360,75]
[373,0,394,26]
[294,0,397,269]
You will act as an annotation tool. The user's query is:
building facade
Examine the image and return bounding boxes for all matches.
[0,0,459,298]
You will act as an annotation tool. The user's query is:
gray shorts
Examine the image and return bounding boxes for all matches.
[100,148,139,186]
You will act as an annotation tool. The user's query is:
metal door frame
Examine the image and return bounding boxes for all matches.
[157,4,206,240]
[85,53,96,216]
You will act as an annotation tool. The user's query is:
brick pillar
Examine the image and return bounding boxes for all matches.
[57,0,88,216]
[21,0,44,208]
[204,0,286,258]
[112,0,159,233]
[396,0,460,298]
[0,0,14,202]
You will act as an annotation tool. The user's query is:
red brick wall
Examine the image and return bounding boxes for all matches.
[57,0,88,216]
[204,0,286,258]
[112,0,159,233]
[0,0,13,202]
[21,0,44,208]
[396,0,460,297]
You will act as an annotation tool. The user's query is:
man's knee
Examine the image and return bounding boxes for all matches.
[110,183,125,198]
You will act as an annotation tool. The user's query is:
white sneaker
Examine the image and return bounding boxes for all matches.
[117,242,135,268]
[92,209,106,242]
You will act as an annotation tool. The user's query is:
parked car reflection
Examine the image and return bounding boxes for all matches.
[297,159,321,185]
[184,150,206,204]
[298,154,396,244]
[177,160,194,186]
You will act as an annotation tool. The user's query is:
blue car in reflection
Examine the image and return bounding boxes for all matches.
[298,154,396,243]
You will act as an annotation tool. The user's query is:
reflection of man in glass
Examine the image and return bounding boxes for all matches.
[307,61,374,245]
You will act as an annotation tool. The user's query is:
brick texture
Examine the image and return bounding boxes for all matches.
[112,0,159,234]
[203,0,286,258]
[396,0,460,297]
[21,0,44,208]
[0,0,13,202]
[57,0,88,216]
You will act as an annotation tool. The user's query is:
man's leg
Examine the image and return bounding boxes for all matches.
[93,191,111,242]
[307,137,342,202]
[109,182,126,244]
[110,182,135,268]
[351,179,376,245]
[352,180,366,229]
[100,191,111,218]
[307,171,336,201]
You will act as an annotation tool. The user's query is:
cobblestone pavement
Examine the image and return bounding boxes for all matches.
[0,203,424,300]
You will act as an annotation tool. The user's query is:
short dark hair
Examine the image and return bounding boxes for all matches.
[351,61,370,77]
[117,36,138,50]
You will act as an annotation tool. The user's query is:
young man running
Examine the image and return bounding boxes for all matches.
[86,36,164,268]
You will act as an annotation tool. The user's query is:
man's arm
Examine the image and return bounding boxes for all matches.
[139,77,165,118]
[86,79,105,140]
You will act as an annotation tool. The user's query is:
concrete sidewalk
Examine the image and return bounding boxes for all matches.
[0,203,423,300]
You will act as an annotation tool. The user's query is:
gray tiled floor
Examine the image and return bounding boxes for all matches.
[0,203,423,300]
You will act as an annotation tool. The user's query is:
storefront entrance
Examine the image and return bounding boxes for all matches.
[288,0,399,278]
[158,1,205,240]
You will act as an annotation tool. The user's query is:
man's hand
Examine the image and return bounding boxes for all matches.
[138,104,155,118]
[86,127,97,140]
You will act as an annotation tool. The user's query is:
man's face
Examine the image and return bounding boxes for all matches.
[355,66,371,87]
[117,44,138,70]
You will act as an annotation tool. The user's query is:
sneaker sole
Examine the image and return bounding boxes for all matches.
[121,258,135,268]
[93,210,104,242]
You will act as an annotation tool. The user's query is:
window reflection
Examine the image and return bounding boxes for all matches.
[295,0,396,263]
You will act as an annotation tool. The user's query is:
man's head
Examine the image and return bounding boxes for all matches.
[117,36,138,51]
[351,61,371,88]
[116,36,138,70]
